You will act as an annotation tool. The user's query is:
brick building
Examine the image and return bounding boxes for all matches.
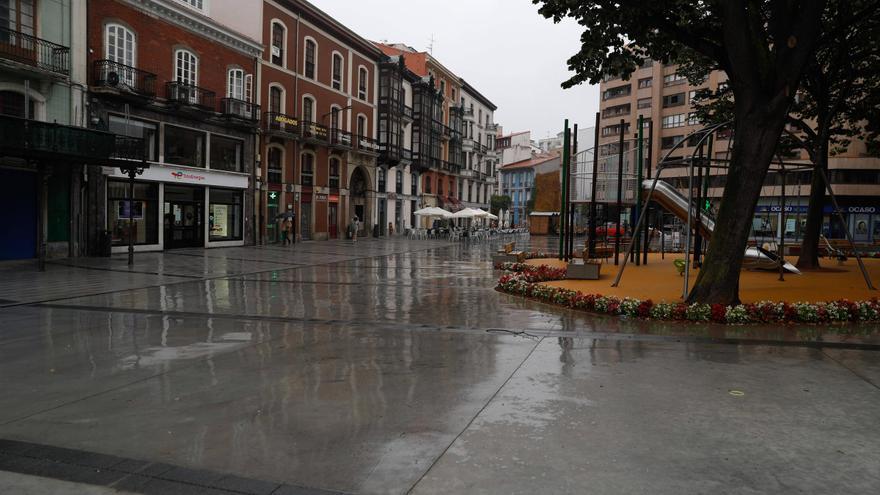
[86,0,262,253]
[258,0,381,242]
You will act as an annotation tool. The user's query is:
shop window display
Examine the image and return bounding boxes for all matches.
[209,188,243,241]
[108,180,158,245]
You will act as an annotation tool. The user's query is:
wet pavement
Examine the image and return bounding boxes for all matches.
[0,236,879,494]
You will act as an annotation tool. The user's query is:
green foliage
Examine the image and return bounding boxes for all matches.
[490,195,511,215]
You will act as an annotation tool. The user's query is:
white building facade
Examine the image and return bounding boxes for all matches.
[459,81,498,210]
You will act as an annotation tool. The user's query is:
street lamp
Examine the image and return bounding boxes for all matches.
[118,161,148,266]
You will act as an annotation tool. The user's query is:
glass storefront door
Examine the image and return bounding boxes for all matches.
[163,185,204,249]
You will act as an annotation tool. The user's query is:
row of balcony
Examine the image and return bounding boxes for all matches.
[0,26,70,75]
[92,60,260,123]
[264,112,379,154]
[0,113,146,163]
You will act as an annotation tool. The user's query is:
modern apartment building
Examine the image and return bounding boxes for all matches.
[598,59,880,243]
[460,80,498,210]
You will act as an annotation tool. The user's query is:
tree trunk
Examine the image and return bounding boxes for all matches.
[687,97,789,306]
[796,140,829,269]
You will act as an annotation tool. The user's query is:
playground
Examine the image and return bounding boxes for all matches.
[527,254,880,304]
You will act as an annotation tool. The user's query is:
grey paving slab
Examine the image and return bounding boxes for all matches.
[412,339,880,495]
[0,326,538,494]
[0,307,276,424]
[0,470,137,494]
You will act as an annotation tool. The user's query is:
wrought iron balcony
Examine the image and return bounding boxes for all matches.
[221,98,260,122]
[92,60,157,97]
[0,26,70,75]
[166,81,215,109]
[264,112,300,138]
[0,114,145,164]
[353,134,379,154]
[329,128,353,149]
[300,120,328,142]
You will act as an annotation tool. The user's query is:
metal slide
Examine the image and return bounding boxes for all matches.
[645,179,801,274]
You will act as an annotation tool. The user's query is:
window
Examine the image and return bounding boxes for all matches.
[107,180,158,246]
[378,168,386,191]
[329,158,340,188]
[358,67,368,100]
[267,147,282,184]
[269,86,283,113]
[661,114,687,128]
[439,80,445,96]
[663,73,686,86]
[271,22,285,66]
[602,84,631,100]
[602,103,630,118]
[357,115,367,137]
[637,97,651,109]
[227,68,244,99]
[164,125,205,167]
[2,0,34,35]
[332,53,343,90]
[304,39,316,79]
[105,24,135,69]
[396,170,403,193]
[209,188,243,241]
[688,113,700,125]
[663,92,685,108]
[210,135,243,172]
[411,173,418,195]
[0,91,33,118]
[601,123,630,136]
[641,58,654,69]
[661,135,684,149]
[175,49,198,86]
[637,77,652,89]
[301,153,314,186]
[244,74,253,102]
[302,96,314,123]
[330,106,340,130]
[424,176,432,194]
[109,115,157,161]
[688,90,698,102]
[177,0,203,10]
[438,177,443,195]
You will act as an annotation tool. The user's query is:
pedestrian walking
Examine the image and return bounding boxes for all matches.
[281,217,292,245]
[388,222,394,236]
[348,216,359,243]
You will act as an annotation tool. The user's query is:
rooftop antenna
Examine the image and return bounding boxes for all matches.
[427,33,436,55]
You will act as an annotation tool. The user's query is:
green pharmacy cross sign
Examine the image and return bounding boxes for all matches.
[269,192,278,200]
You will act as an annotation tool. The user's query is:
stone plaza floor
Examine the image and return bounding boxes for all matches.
[0,236,878,494]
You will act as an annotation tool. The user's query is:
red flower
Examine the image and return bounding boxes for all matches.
[637,300,654,318]
[710,304,727,322]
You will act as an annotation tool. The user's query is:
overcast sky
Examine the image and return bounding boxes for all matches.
[314,0,600,140]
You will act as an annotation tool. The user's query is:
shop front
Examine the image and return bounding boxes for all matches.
[753,198,880,244]
[105,164,248,252]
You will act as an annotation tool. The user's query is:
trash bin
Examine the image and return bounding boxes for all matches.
[99,230,113,257]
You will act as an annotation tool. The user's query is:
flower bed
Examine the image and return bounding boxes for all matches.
[495,262,880,325]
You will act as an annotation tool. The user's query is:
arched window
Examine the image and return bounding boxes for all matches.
[175,49,198,86]
[227,68,244,99]
[302,96,314,123]
[329,158,340,189]
[105,24,135,67]
[301,153,314,186]
[358,67,368,100]
[304,39,316,79]
[357,115,367,137]
[331,53,343,90]
[271,22,285,66]
[267,147,283,184]
[269,85,283,113]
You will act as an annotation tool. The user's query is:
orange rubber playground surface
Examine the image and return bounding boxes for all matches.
[529,253,880,304]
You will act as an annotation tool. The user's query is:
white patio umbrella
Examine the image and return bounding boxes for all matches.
[413,206,453,218]
[481,210,499,220]
[451,207,486,219]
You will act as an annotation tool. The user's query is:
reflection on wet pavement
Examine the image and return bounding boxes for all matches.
[0,236,878,494]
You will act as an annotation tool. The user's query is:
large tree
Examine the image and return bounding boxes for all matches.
[788,1,880,269]
[534,0,827,304]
